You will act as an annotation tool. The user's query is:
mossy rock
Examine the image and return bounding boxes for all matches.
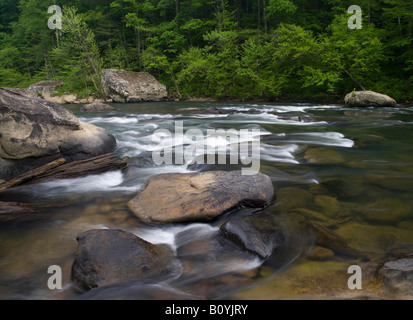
[314,195,341,218]
[357,199,412,224]
[274,187,313,212]
[336,222,413,255]
[304,149,345,165]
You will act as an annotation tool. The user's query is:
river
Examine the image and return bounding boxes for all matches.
[1,101,413,300]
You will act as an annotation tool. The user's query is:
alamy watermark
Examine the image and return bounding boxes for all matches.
[348,5,362,30]
[151,121,261,176]
[47,265,62,290]
[347,265,362,290]
[48,5,62,30]
[47,4,361,30]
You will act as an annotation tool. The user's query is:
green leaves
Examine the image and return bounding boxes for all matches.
[52,6,104,97]
[0,0,411,100]
[267,0,297,18]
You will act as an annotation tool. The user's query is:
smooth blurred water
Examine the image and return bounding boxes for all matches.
[1,101,413,300]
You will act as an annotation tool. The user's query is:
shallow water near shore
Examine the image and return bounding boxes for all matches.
[1,101,413,300]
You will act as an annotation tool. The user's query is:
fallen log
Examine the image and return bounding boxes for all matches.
[0,158,66,191]
[0,153,127,190]
[26,153,127,185]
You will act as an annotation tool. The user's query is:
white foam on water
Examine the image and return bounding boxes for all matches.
[286,132,355,148]
[36,171,139,194]
[132,223,219,252]
[260,144,300,164]
[136,114,175,121]
[80,114,173,125]
[191,114,230,119]
[211,114,328,126]
[84,117,139,125]
[267,106,310,113]
[218,256,263,273]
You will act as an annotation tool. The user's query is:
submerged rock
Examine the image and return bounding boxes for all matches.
[304,149,345,165]
[127,170,274,223]
[201,107,261,115]
[336,222,413,255]
[314,195,341,218]
[307,246,334,261]
[0,88,116,180]
[378,258,413,296]
[318,179,363,198]
[80,103,114,112]
[71,229,177,290]
[309,222,358,257]
[357,199,412,224]
[344,91,397,108]
[273,187,313,212]
[220,212,285,259]
[101,69,167,102]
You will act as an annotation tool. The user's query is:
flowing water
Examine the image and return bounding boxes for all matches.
[1,101,413,300]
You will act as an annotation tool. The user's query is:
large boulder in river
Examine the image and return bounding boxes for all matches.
[71,229,177,290]
[344,91,397,108]
[127,171,274,223]
[101,69,168,103]
[0,88,116,180]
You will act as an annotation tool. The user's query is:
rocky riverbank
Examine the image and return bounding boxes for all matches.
[3,69,168,105]
[0,88,118,181]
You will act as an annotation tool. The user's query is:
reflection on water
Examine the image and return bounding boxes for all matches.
[1,102,413,300]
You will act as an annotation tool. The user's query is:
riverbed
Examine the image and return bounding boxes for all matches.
[1,101,413,300]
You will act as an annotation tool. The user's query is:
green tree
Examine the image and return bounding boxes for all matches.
[52,6,104,97]
[0,0,19,33]
[320,14,385,92]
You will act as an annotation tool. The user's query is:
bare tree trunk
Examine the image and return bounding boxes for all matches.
[234,0,241,24]
[263,0,268,34]
[176,0,179,17]
[0,158,66,191]
[136,29,141,68]
[343,69,366,91]
[257,0,261,30]
[408,3,413,40]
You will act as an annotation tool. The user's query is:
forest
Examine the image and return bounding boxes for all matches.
[0,0,412,101]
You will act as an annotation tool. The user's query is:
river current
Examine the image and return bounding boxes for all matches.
[1,101,413,300]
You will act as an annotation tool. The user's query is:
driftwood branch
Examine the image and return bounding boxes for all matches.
[0,158,66,191]
[0,153,127,191]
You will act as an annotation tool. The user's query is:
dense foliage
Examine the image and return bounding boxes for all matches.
[0,0,412,101]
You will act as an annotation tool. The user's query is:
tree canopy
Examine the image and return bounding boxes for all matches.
[0,0,412,101]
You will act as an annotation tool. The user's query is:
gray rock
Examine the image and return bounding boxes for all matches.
[3,81,64,100]
[80,103,115,112]
[0,88,116,180]
[71,229,177,290]
[101,69,168,103]
[344,91,397,108]
[220,212,285,259]
[28,80,64,97]
[379,258,413,296]
[127,170,274,223]
[1,87,38,98]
